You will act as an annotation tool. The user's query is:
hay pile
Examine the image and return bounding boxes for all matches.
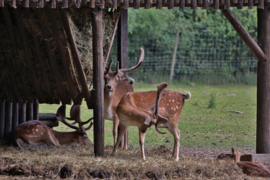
[0,144,261,179]
[0,8,119,103]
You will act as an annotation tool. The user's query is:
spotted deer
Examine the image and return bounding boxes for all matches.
[101,48,144,149]
[112,83,190,161]
[112,82,169,160]
[14,105,93,147]
[232,148,270,177]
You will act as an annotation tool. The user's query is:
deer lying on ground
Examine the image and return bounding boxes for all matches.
[102,48,144,149]
[14,105,93,147]
[232,148,270,177]
[112,83,191,161]
[112,82,169,160]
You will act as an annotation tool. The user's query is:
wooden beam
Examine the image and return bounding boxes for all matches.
[221,9,266,62]
[257,7,270,153]
[59,9,91,106]
[117,8,129,149]
[12,103,19,130]
[26,102,33,121]
[33,99,39,120]
[92,7,104,157]
[4,102,12,139]
[0,102,5,139]
[19,103,26,124]
[118,9,128,74]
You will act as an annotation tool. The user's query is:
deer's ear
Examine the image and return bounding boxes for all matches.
[158,115,169,124]
[144,117,152,126]
[148,105,156,113]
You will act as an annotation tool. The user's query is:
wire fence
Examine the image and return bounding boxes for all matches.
[109,27,257,85]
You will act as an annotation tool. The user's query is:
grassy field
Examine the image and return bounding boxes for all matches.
[40,84,257,152]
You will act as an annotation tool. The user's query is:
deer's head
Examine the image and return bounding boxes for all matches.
[104,48,144,91]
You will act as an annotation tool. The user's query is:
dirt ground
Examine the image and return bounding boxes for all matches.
[0,144,265,179]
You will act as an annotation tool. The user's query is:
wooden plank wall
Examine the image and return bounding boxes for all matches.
[0,101,39,140]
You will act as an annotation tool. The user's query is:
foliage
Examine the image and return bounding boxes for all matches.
[207,90,217,109]
[109,7,258,85]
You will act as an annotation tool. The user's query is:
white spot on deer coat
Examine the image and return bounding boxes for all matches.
[36,129,39,132]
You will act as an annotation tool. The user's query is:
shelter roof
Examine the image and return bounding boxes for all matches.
[0,0,265,9]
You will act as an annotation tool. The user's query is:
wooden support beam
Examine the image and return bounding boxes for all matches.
[12,103,19,130]
[117,8,129,149]
[92,7,104,157]
[257,7,270,153]
[59,9,91,106]
[33,99,39,120]
[26,102,33,121]
[0,102,5,139]
[191,0,197,9]
[179,0,185,9]
[221,9,266,62]
[4,102,12,139]
[19,103,26,124]
[118,9,128,75]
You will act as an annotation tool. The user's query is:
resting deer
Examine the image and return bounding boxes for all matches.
[14,105,93,147]
[112,82,169,160]
[232,148,270,177]
[102,48,144,149]
[113,83,190,161]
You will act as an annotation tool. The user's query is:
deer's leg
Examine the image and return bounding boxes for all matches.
[168,123,180,161]
[139,128,147,160]
[113,113,120,146]
[124,128,128,150]
[112,123,127,156]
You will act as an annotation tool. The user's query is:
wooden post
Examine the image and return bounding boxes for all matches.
[169,17,181,85]
[26,102,33,121]
[257,7,270,153]
[0,101,5,139]
[19,103,26,124]
[92,7,104,157]
[118,9,129,149]
[221,9,266,62]
[33,99,39,120]
[12,103,19,130]
[4,102,12,138]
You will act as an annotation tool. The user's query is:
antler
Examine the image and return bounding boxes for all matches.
[155,83,169,134]
[116,48,144,73]
[104,59,113,74]
[57,105,93,132]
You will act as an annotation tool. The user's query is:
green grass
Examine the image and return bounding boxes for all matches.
[40,84,257,152]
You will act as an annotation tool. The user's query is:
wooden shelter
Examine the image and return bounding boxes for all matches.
[0,0,269,160]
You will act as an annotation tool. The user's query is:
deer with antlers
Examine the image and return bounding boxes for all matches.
[112,82,169,160]
[13,105,93,147]
[112,82,190,161]
[101,48,144,149]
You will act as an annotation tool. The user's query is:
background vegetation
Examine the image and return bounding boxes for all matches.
[110,7,258,85]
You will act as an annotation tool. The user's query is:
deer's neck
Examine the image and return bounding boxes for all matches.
[104,89,116,120]
[51,130,77,145]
